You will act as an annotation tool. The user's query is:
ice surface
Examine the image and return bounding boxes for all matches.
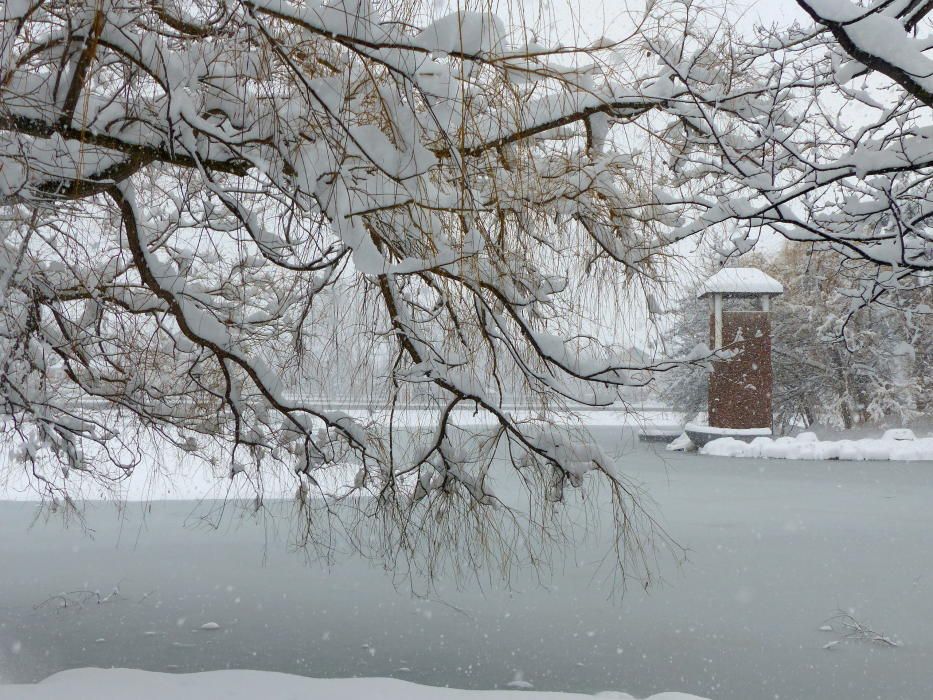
[2,429,933,700]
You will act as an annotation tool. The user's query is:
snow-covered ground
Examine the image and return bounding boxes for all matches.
[1,427,932,700]
[0,410,683,502]
[0,668,703,700]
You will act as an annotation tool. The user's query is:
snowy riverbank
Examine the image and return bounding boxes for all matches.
[0,669,705,700]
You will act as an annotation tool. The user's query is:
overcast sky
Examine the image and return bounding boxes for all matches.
[544,0,811,44]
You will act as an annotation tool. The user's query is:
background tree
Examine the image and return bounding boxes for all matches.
[660,245,933,433]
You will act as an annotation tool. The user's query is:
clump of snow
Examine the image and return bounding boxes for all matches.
[700,431,933,461]
[0,669,710,700]
[505,670,534,689]
[666,432,695,452]
[411,11,506,56]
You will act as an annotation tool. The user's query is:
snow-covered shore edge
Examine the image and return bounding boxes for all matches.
[699,430,933,461]
[0,668,708,700]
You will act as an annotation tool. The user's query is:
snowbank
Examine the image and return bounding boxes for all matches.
[701,431,933,461]
[0,669,708,700]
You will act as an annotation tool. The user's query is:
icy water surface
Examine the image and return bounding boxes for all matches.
[1,428,932,700]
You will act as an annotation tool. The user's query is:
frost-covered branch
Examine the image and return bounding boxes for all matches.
[0,0,698,582]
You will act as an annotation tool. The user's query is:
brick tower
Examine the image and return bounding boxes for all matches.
[696,267,783,433]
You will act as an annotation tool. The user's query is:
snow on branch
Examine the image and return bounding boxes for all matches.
[0,0,697,583]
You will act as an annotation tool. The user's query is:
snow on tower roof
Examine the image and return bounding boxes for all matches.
[696,267,783,298]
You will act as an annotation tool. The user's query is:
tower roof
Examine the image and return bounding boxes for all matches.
[696,267,783,299]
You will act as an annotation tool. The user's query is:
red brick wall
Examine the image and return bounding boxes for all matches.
[708,311,773,430]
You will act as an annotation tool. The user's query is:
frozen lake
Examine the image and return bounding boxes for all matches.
[2,427,932,700]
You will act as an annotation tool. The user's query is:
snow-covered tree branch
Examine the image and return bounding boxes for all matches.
[0,0,711,579]
[650,0,933,292]
[5,0,930,580]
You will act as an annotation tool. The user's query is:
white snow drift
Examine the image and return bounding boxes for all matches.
[700,430,933,461]
[0,669,708,700]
